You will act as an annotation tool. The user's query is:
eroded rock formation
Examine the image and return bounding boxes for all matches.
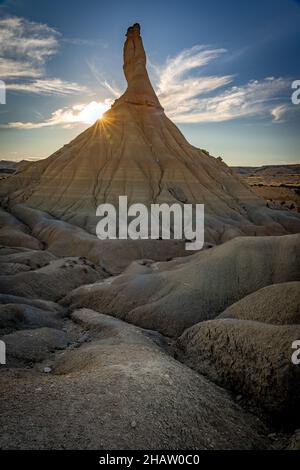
[61,233,300,337]
[1,24,299,245]
[0,24,299,450]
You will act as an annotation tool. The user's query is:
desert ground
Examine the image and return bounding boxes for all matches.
[0,210,299,449]
[232,164,300,212]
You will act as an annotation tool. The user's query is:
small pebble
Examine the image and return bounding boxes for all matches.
[43,367,52,373]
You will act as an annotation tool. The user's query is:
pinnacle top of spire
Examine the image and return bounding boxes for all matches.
[126,23,141,38]
[113,23,162,109]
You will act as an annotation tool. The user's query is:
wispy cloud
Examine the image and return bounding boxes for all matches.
[153,46,233,116]
[153,46,291,123]
[271,104,290,122]
[86,59,122,97]
[6,78,88,95]
[63,37,108,48]
[156,46,228,93]
[1,100,113,129]
[0,57,42,79]
[0,15,86,94]
[165,77,290,123]
[1,35,294,128]
[0,16,59,78]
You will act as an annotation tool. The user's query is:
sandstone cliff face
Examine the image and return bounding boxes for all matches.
[1,24,299,244]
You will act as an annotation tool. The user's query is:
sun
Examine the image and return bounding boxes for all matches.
[75,100,111,124]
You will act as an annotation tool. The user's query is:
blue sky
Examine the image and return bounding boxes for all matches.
[0,0,299,165]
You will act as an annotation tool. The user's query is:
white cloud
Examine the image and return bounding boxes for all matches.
[153,47,291,123]
[1,36,293,128]
[0,58,42,79]
[271,104,290,122]
[1,100,113,129]
[154,46,233,116]
[0,16,86,95]
[156,46,227,93]
[167,77,290,123]
[6,78,88,95]
[0,16,59,77]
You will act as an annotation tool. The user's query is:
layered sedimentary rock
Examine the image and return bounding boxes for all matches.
[0,256,107,301]
[0,208,42,250]
[218,281,300,325]
[8,205,187,273]
[175,318,300,426]
[0,24,299,245]
[62,233,300,336]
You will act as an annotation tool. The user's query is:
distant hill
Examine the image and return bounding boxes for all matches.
[0,160,18,174]
[0,160,30,175]
[232,164,300,177]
